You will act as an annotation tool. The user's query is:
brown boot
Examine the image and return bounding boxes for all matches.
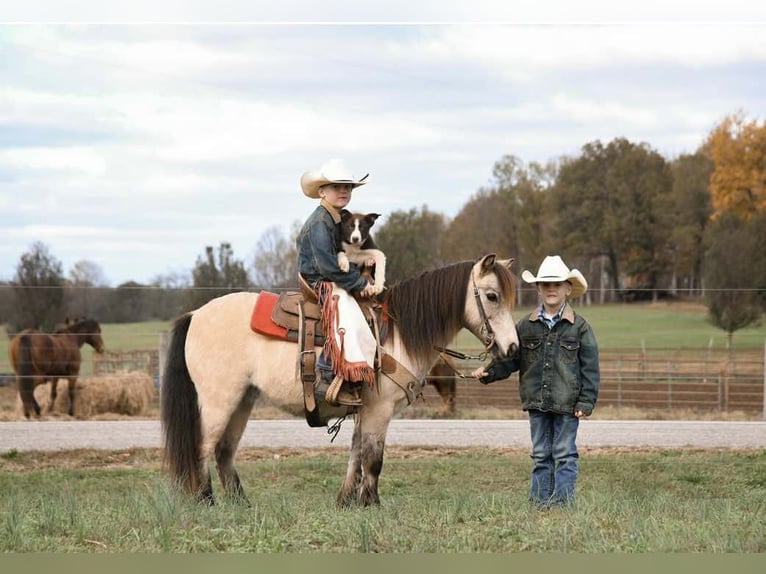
[326,375,363,407]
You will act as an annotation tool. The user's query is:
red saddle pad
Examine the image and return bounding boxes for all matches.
[250,291,288,340]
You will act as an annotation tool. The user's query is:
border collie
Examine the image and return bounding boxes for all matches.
[337,210,387,295]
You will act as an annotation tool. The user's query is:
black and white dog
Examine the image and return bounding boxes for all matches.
[337,210,387,295]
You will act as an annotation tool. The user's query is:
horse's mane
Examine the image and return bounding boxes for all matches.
[56,317,100,335]
[385,259,516,364]
[384,261,468,364]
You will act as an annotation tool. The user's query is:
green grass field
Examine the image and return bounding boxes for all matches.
[1,446,764,552]
[456,301,766,351]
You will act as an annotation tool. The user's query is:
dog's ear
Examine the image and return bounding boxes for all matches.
[340,209,352,222]
[366,213,381,224]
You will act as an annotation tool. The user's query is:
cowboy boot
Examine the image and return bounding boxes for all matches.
[325,375,363,407]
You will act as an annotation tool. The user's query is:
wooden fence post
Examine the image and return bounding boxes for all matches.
[158,331,168,390]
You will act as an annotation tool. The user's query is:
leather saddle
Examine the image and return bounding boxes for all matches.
[252,276,413,427]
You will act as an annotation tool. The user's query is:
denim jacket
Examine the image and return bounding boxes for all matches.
[296,201,368,293]
[480,303,600,415]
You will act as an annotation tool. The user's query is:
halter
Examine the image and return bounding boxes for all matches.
[471,272,496,353]
[432,267,497,364]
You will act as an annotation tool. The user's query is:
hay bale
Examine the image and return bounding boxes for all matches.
[16,370,156,418]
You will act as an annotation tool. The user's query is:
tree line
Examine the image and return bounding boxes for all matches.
[2,113,765,341]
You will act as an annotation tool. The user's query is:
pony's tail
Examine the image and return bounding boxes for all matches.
[160,313,202,496]
[17,334,40,417]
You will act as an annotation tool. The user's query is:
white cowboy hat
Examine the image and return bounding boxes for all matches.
[521,255,588,299]
[300,158,369,199]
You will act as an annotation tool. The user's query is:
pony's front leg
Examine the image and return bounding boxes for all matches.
[337,416,363,508]
[358,430,385,506]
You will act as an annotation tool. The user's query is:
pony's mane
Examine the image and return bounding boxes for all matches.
[385,259,516,365]
[385,261,474,364]
[59,318,100,335]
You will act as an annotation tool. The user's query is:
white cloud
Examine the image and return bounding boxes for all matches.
[0,19,764,285]
[394,23,766,80]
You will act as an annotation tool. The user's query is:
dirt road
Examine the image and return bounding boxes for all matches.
[1,419,764,452]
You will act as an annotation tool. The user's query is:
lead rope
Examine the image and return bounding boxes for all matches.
[327,415,347,442]
[432,347,488,379]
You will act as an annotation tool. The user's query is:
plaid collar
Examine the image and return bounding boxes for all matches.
[531,302,574,328]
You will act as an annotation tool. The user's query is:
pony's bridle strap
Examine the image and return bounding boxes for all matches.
[471,273,496,352]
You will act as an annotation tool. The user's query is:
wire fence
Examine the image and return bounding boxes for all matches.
[422,347,765,417]
[2,339,764,419]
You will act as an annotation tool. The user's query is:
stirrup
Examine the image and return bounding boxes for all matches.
[325,375,362,407]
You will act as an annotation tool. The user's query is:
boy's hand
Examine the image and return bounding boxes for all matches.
[470,366,488,379]
[574,410,588,419]
[359,283,377,298]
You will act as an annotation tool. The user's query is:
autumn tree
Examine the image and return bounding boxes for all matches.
[704,112,766,220]
[9,242,66,332]
[374,206,448,284]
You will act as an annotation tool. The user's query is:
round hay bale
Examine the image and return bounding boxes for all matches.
[15,370,156,418]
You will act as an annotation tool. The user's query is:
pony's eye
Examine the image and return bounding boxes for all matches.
[486,292,498,303]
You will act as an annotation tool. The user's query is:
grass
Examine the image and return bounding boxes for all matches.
[455,301,766,351]
[0,446,764,552]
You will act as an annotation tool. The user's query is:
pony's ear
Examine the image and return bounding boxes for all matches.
[498,257,515,270]
[478,253,497,275]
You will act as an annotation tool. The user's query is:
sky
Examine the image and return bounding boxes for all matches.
[1,2,765,286]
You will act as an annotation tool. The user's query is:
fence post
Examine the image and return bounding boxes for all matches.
[158,331,168,390]
[667,360,672,411]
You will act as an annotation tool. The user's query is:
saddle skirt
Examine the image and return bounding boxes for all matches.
[250,290,326,345]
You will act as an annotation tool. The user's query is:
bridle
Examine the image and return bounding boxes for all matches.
[471,271,496,353]
[433,267,496,366]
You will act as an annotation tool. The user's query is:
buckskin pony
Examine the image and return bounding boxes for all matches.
[161,254,519,507]
[9,317,106,418]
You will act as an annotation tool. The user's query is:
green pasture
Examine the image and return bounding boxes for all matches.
[1,447,764,552]
[457,302,766,351]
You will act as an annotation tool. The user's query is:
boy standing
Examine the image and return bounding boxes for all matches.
[472,255,599,508]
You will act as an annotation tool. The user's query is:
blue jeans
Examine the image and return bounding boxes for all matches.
[528,409,580,507]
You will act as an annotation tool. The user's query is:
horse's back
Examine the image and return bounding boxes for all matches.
[9,328,81,376]
[183,290,304,406]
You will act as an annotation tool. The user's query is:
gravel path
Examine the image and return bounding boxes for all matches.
[1,419,764,451]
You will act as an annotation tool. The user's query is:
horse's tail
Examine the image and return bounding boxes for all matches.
[160,313,202,495]
[16,334,39,416]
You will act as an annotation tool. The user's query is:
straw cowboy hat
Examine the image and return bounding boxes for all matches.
[300,158,369,199]
[521,255,588,299]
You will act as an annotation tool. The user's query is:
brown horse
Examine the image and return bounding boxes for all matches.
[426,356,457,414]
[161,254,519,507]
[8,317,105,418]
